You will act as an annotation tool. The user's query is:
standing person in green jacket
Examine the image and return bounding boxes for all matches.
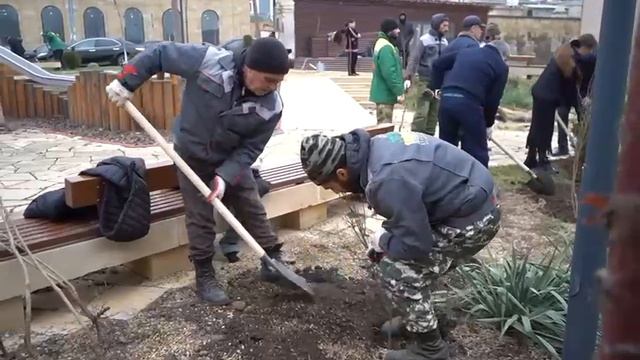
[43,31,66,62]
[370,19,404,124]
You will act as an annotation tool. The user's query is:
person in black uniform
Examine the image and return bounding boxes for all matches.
[344,19,361,76]
[553,34,597,156]
[524,35,597,170]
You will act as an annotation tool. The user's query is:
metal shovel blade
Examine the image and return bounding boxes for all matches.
[526,169,556,196]
[261,255,315,296]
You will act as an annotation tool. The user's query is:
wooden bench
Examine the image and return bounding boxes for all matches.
[0,124,394,331]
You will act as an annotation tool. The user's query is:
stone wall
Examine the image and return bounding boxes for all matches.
[2,0,250,50]
[489,15,581,65]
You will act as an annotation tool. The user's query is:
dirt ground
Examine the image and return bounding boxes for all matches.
[2,136,578,360]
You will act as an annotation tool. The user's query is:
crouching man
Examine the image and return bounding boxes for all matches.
[105,37,293,305]
[299,130,501,360]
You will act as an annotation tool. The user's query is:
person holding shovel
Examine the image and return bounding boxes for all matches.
[299,129,501,360]
[105,37,293,305]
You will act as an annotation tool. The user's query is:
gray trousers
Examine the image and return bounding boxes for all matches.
[175,146,280,261]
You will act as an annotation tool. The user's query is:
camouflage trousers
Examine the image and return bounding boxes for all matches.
[378,207,501,333]
[376,104,395,124]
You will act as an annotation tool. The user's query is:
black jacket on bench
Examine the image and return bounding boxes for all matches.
[24,156,151,242]
[80,156,150,242]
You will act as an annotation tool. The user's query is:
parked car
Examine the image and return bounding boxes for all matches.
[67,37,145,65]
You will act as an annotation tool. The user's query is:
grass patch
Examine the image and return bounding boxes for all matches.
[501,78,534,110]
[490,164,530,190]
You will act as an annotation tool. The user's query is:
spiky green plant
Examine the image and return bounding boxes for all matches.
[454,253,570,359]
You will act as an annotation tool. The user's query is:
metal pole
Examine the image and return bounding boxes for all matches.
[599,6,640,359]
[562,1,637,359]
[66,0,77,42]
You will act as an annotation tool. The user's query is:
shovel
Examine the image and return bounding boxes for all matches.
[489,137,555,196]
[121,100,315,297]
[555,112,577,148]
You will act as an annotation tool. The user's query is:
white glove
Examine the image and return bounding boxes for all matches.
[404,80,411,91]
[581,96,591,109]
[434,89,442,100]
[367,227,385,253]
[105,79,133,106]
[486,126,494,140]
[207,176,226,202]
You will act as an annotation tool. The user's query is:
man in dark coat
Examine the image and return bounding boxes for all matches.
[430,40,510,167]
[105,38,293,305]
[398,12,416,69]
[442,15,484,56]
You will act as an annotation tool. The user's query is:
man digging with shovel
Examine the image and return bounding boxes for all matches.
[300,130,501,359]
[105,37,294,305]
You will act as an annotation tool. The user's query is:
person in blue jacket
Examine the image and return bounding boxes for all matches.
[441,15,484,55]
[299,129,501,360]
[429,40,510,167]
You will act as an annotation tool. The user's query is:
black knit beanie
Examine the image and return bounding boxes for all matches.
[245,37,290,75]
[381,19,399,34]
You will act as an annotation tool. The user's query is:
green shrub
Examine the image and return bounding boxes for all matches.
[454,253,570,359]
[501,78,534,110]
[61,50,82,70]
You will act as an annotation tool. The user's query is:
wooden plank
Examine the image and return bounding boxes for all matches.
[90,71,101,127]
[140,80,154,127]
[98,72,108,128]
[78,72,87,124]
[14,79,26,118]
[105,73,119,131]
[51,92,60,118]
[151,80,165,129]
[118,103,129,131]
[25,82,36,118]
[34,86,45,118]
[162,80,174,130]
[172,76,182,115]
[4,76,17,118]
[130,85,143,131]
[64,160,180,208]
[43,91,52,119]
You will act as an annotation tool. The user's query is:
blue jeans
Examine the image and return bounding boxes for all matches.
[438,93,489,167]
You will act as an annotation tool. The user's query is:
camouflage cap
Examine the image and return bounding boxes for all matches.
[300,134,346,185]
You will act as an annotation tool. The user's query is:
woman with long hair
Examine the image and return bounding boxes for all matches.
[524,34,597,170]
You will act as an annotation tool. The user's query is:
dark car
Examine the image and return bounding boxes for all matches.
[67,37,145,65]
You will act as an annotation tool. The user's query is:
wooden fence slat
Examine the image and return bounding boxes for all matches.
[151,80,164,129]
[172,76,183,116]
[5,76,17,118]
[105,73,119,131]
[141,80,154,127]
[51,92,60,118]
[43,90,52,119]
[15,79,26,118]
[25,82,36,118]
[99,72,109,129]
[131,83,143,131]
[163,80,175,130]
[34,86,45,118]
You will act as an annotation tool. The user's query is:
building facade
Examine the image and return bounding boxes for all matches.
[0,0,251,50]
[293,0,491,58]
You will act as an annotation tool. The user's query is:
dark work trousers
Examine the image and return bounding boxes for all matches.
[526,95,558,156]
[347,51,358,75]
[556,105,582,151]
[175,145,281,261]
[219,172,271,256]
[438,93,489,167]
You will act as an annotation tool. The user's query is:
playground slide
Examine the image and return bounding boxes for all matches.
[0,46,75,87]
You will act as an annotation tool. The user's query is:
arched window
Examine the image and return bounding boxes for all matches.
[0,5,20,39]
[83,7,105,38]
[41,6,65,41]
[162,9,183,42]
[201,10,220,45]
[124,7,144,44]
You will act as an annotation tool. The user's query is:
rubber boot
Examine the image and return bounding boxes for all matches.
[384,329,449,360]
[194,257,232,305]
[552,146,569,157]
[523,147,538,169]
[260,245,295,284]
[537,150,558,174]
